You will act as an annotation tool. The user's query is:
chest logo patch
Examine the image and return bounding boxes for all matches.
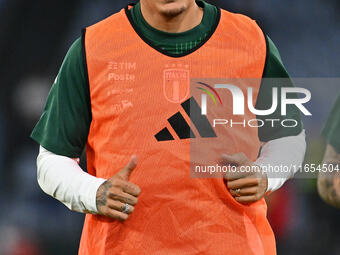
[163,65,190,103]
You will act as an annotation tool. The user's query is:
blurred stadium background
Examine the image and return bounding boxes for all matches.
[0,0,339,254]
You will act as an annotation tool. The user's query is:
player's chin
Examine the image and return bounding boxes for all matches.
[158,2,187,17]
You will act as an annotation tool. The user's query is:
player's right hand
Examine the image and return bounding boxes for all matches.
[95,155,141,221]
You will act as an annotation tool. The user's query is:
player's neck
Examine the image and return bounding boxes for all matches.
[140,1,204,33]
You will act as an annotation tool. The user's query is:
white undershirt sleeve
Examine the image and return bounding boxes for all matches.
[255,130,306,192]
[37,146,106,214]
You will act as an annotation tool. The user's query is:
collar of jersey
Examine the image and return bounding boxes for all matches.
[125,1,221,58]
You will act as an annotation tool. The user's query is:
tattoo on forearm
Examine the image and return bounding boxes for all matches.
[318,144,340,208]
[318,162,340,208]
[96,181,112,209]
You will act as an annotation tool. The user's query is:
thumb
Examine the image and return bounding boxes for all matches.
[221,153,246,166]
[117,155,138,180]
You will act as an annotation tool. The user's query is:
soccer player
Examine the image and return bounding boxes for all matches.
[318,94,340,208]
[31,1,306,254]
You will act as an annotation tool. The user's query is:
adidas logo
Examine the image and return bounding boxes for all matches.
[155,97,217,141]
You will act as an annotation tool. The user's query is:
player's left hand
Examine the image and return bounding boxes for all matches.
[221,153,268,204]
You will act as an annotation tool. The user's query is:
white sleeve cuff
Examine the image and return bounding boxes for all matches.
[255,130,306,192]
[37,146,106,214]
